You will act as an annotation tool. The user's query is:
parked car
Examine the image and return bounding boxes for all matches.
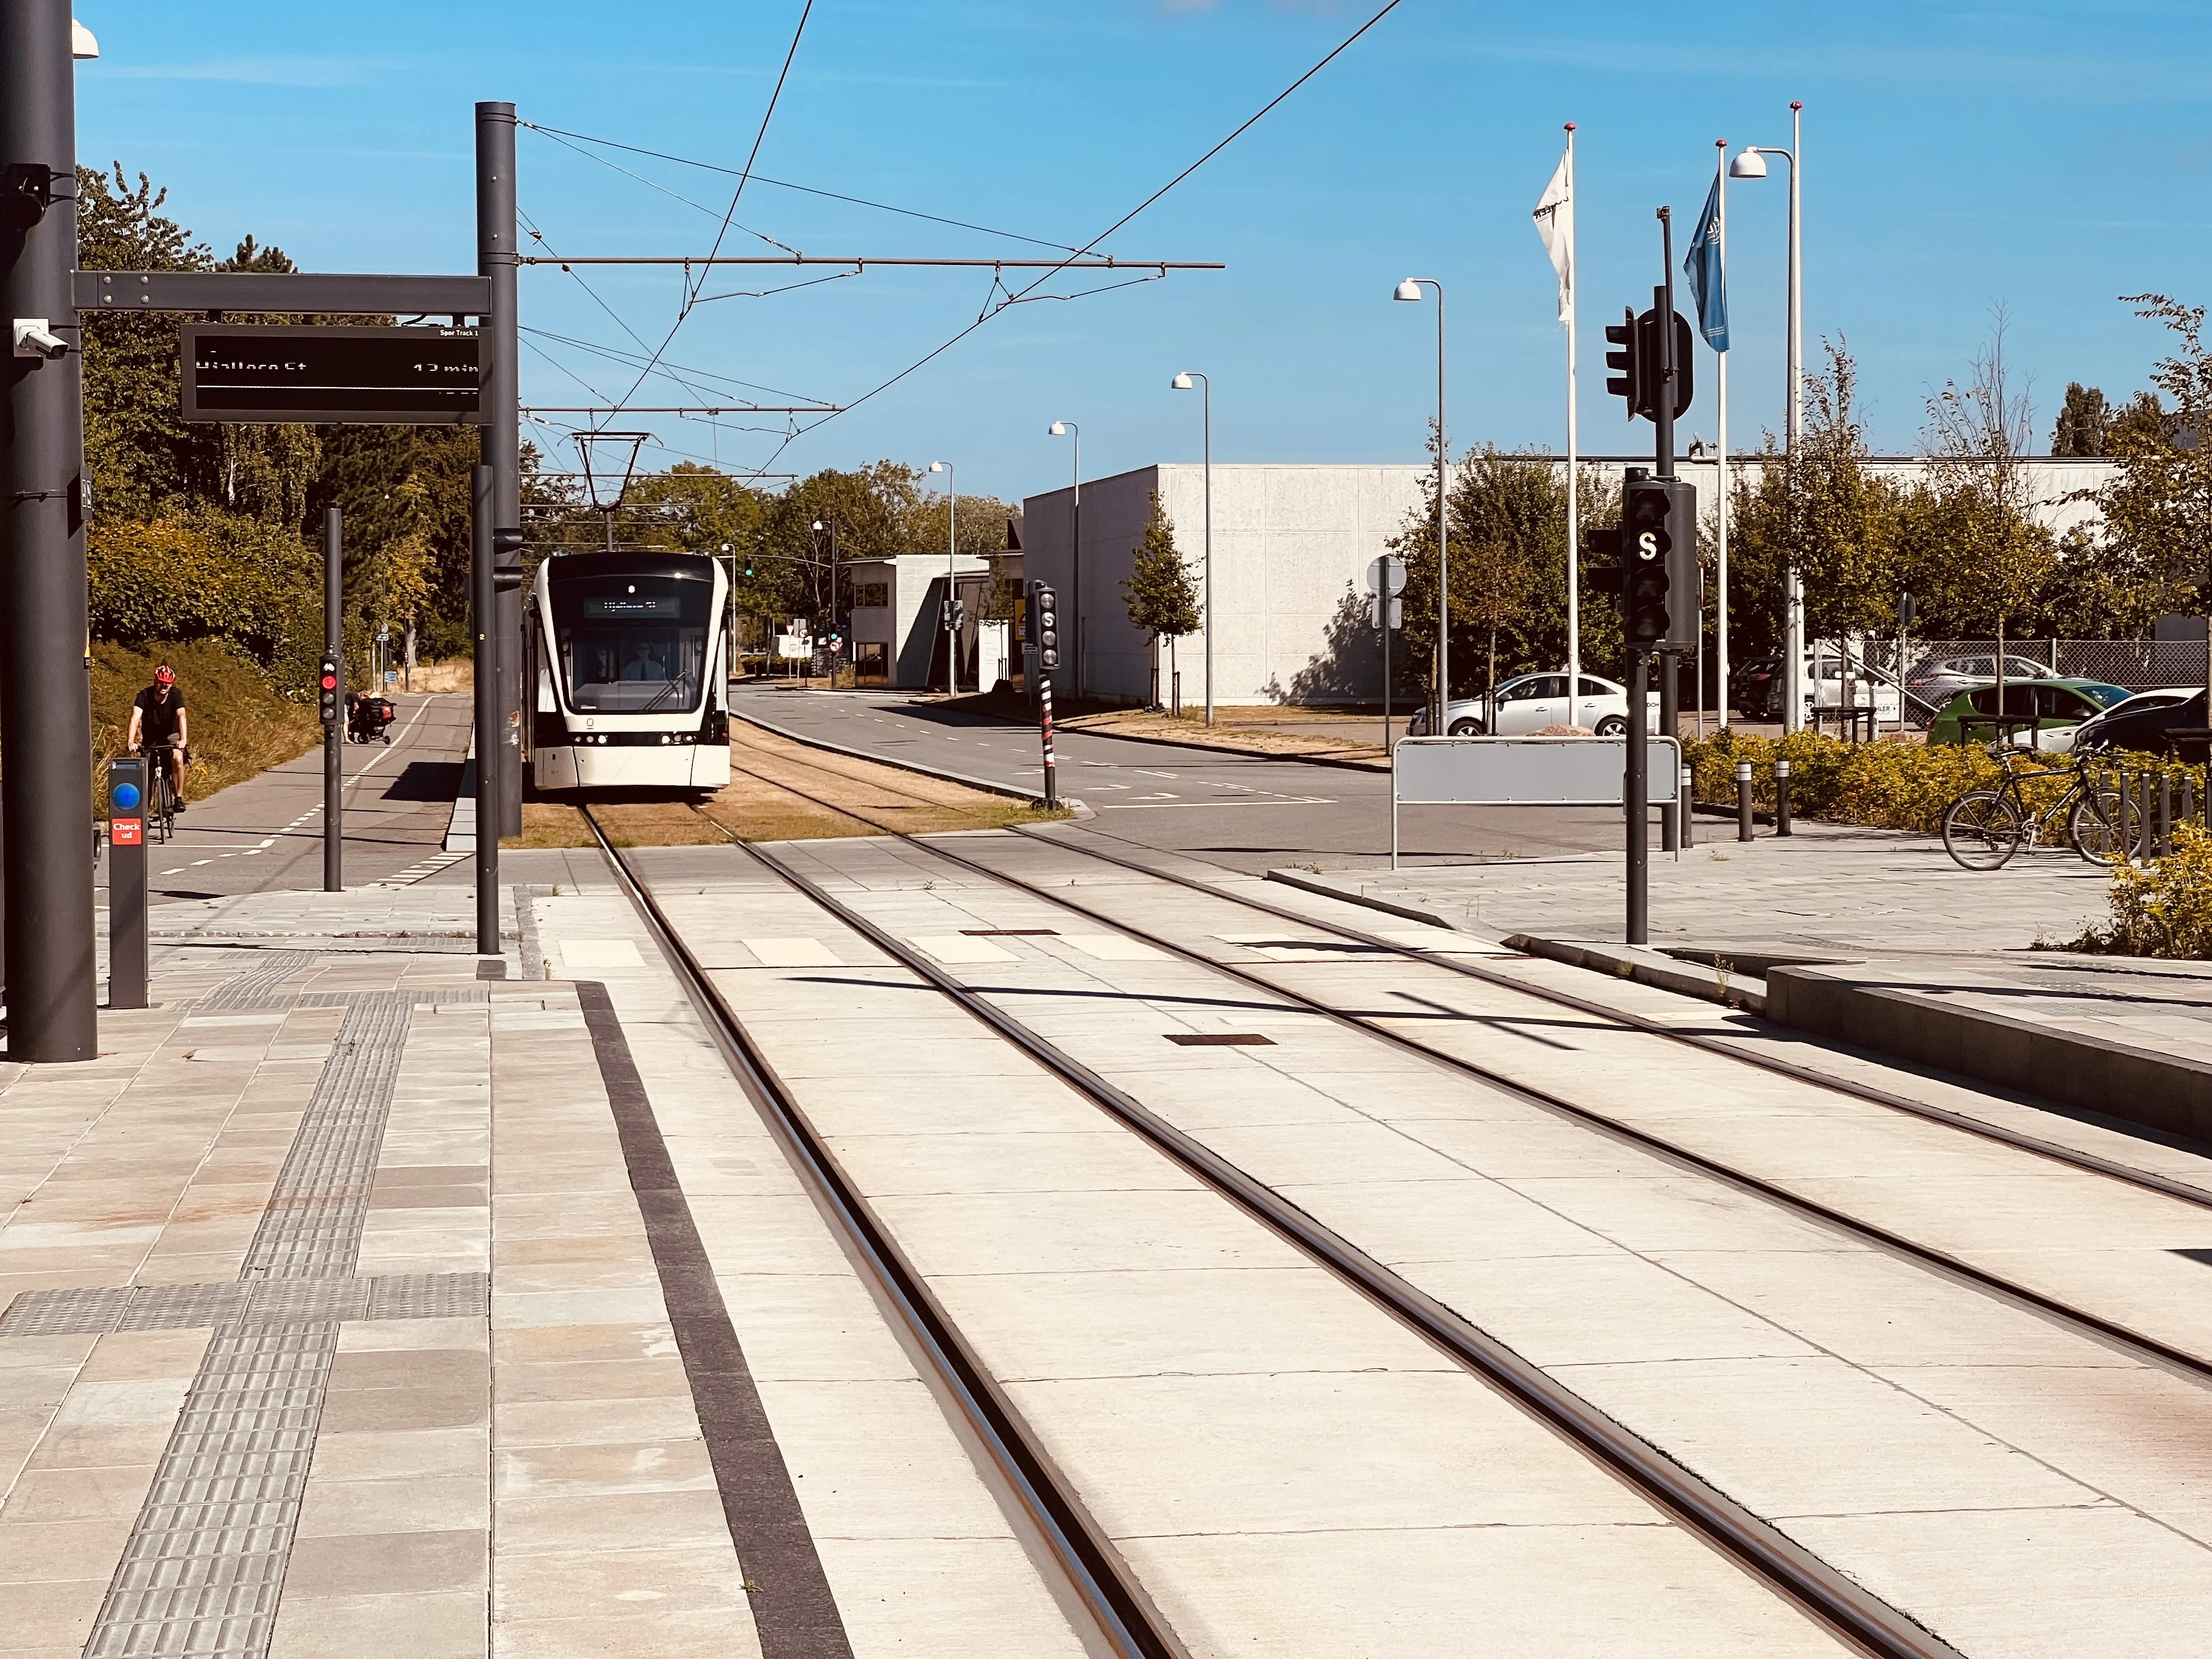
[1405,672,1653,737]
[1730,657,1781,720]
[2069,687,2206,757]
[1904,652,2057,715]
[1927,679,2134,749]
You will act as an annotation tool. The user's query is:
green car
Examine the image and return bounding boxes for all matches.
[1928,679,2134,748]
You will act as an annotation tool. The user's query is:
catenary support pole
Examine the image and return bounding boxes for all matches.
[1,0,96,1059]
[324,507,343,891]
[1564,123,1581,706]
[478,101,523,840]
[472,465,499,955]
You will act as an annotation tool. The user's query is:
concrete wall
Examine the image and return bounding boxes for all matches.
[1020,457,2125,708]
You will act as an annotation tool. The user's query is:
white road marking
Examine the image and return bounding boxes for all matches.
[1102,797,1333,810]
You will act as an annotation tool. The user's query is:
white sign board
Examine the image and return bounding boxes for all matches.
[775,635,810,659]
[1395,735,1681,806]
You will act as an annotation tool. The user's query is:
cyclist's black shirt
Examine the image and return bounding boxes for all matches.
[134,685,185,746]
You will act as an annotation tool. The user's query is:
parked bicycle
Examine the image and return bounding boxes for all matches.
[1940,744,2125,871]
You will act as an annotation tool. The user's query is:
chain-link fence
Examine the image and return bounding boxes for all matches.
[1867,639,2209,691]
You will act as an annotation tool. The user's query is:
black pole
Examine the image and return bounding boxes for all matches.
[1626,649,1649,945]
[324,507,343,891]
[1039,679,1059,810]
[478,102,523,842]
[1658,650,1679,852]
[2,0,95,1060]
[472,465,499,955]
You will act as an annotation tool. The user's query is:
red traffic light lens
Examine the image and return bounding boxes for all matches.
[320,674,337,689]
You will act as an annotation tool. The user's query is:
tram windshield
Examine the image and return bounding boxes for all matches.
[550,572,711,713]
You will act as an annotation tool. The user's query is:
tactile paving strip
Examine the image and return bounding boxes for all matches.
[191,950,319,1012]
[80,975,486,1658]
[0,1274,488,1338]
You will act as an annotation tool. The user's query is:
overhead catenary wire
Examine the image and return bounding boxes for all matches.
[518,120,1088,254]
[765,0,1407,441]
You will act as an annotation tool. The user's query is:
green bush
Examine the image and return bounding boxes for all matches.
[1684,729,2207,837]
[2069,823,2212,958]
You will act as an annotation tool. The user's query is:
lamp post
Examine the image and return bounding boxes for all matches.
[928,461,957,696]
[1731,101,1803,731]
[1395,278,1447,731]
[1048,421,1080,695]
[811,518,839,687]
[1170,371,1214,724]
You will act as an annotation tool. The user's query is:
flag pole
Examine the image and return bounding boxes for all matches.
[1715,137,1731,732]
[1564,122,1580,708]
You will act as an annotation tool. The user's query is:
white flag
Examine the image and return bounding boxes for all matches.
[1532,146,1573,324]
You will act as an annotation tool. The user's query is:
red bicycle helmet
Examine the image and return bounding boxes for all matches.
[154,664,176,684]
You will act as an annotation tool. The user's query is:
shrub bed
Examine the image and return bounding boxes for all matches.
[91,639,321,805]
[2068,823,2212,958]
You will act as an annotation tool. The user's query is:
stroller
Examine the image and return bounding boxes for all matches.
[346,693,397,745]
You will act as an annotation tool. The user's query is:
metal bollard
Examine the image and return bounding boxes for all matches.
[1775,758,1793,836]
[2136,772,2154,861]
[1736,761,1755,841]
[2185,774,2197,834]
[2160,773,2174,857]
[1680,766,1695,849]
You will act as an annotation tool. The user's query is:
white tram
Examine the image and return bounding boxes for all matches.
[525,551,732,794]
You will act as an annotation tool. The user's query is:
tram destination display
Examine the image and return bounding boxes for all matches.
[180,324,484,425]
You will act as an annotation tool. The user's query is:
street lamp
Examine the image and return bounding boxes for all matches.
[1731,101,1804,731]
[1395,277,1448,730]
[1170,371,1214,725]
[928,461,957,696]
[1048,421,1080,695]
[811,518,840,687]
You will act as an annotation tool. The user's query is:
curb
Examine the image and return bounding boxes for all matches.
[1261,869,1471,931]
[1057,719,1391,774]
[1764,964,2212,1144]
[1502,934,1768,1015]
[729,708,1072,812]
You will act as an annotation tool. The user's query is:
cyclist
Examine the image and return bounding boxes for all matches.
[127,664,189,815]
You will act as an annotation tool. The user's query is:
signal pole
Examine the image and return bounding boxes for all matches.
[324,508,343,891]
[2,0,96,1059]
[477,103,523,841]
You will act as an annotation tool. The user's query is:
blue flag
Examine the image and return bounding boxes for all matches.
[1684,174,1728,352]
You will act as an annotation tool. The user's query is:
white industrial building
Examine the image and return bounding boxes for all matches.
[1019,458,2120,707]
[844,552,1015,691]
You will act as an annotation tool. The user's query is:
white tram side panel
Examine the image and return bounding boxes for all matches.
[527,551,732,793]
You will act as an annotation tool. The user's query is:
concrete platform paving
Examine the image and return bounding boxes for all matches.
[647,829,2212,1659]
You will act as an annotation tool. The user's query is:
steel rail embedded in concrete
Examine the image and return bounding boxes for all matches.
[578,806,1189,1659]
[695,822,1957,1659]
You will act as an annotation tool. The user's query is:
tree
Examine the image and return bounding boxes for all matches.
[2092,296,2212,630]
[1913,308,2056,689]
[1120,492,1200,707]
[2051,382,2110,456]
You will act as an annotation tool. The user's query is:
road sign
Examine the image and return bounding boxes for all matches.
[1370,594,1402,630]
[1365,555,1406,597]
[181,324,483,425]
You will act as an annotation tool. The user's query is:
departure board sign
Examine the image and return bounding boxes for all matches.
[180,324,483,425]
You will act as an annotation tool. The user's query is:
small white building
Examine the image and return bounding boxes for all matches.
[845,552,1008,690]
[1020,458,2121,707]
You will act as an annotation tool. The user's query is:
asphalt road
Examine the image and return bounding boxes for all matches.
[728,683,1626,874]
[106,693,472,904]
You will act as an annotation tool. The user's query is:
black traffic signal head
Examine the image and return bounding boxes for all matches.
[1604,307,1696,424]
[1032,582,1059,670]
[1604,308,1640,419]
[1622,482,1673,647]
[317,653,341,724]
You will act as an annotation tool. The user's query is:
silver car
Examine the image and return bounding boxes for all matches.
[1903,653,2054,721]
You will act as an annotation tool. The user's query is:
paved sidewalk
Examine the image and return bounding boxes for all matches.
[0,878,1065,1658]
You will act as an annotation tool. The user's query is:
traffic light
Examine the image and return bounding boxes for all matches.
[317,653,341,725]
[1604,306,1696,423]
[1031,582,1059,670]
[1620,477,1700,650]
[1604,308,1641,418]
[491,527,526,592]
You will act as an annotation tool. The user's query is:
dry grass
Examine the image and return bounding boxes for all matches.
[404,659,473,693]
[1062,708,1387,765]
[502,723,1066,849]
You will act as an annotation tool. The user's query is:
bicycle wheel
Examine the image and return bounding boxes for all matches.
[1942,791,2023,870]
[2068,788,2129,864]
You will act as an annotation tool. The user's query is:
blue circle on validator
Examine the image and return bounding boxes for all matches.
[113,783,140,810]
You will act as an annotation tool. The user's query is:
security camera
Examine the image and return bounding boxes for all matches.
[13,319,67,360]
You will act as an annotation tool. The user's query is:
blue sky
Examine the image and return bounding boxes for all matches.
[75,1,2212,504]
